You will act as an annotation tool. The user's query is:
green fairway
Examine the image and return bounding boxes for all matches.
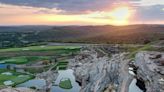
[52,60,68,70]
[0,56,50,64]
[59,78,72,89]
[0,69,34,86]
[1,57,28,64]
[0,45,81,52]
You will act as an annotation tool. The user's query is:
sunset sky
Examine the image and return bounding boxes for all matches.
[0,0,164,26]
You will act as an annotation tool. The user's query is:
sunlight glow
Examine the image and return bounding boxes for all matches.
[109,6,131,25]
[0,3,134,25]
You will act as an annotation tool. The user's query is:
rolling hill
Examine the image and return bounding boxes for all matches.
[0,24,164,48]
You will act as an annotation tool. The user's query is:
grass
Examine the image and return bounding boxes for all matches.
[58,61,68,65]
[52,61,68,70]
[26,56,49,61]
[59,78,72,89]
[11,75,34,86]
[0,56,50,64]
[1,57,28,64]
[128,44,154,59]
[0,69,34,86]
[25,67,45,74]
[58,65,67,70]
[24,63,52,74]
[0,45,81,52]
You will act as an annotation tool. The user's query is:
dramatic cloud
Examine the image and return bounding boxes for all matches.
[0,0,164,25]
[0,0,115,13]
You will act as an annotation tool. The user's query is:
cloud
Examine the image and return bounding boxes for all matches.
[0,0,164,25]
[0,0,116,13]
[135,5,164,21]
[134,0,164,6]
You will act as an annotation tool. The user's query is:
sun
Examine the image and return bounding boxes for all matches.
[109,6,131,25]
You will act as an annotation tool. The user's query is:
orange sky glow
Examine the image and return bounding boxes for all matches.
[0,2,163,26]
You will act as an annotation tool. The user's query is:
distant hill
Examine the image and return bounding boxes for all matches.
[0,24,164,48]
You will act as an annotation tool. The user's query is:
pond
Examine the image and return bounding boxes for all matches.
[17,79,46,89]
[0,64,25,72]
[51,69,81,92]
[0,64,16,69]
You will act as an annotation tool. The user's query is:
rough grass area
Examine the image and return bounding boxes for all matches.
[59,78,72,89]
[0,69,34,86]
[24,64,52,74]
[128,44,154,59]
[0,45,81,52]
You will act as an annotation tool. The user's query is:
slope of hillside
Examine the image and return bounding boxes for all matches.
[0,25,164,48]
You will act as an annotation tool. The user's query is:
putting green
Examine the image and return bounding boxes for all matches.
[59,78,72,89]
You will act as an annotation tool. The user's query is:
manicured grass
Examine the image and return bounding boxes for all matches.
[52,61,68,70]
[1,57,28,64]
[0,74,17,85]
[11,75,34,86]
[26,56,49,61]
[58,65,67,70]
[0,69,34,86]
[59,78,72,89]
[0,56,50,64]
[57,61,68,65]
[0,45,81,52]
[51,61,68,70]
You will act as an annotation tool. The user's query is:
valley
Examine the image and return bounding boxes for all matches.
[0,43,163,92]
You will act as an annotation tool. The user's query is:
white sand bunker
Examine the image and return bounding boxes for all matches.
[4,80,14,86]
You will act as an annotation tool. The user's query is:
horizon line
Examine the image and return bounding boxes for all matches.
[0,23,164,27]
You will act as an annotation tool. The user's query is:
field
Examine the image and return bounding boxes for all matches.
[0,56,50,64]
[0,25,164,49]
[52,61,69,70]
[0,45,81,57]
[0,45,81,52]
[0,45,81,87]
[0,69,34,86]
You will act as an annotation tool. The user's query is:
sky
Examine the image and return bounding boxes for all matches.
[0,0,164,26]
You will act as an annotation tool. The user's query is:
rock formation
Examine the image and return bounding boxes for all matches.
[68,47,130,92]
[135,51,164,92]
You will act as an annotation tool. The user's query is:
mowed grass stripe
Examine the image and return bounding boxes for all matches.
[0,56,50,64]
[0,45,81,52]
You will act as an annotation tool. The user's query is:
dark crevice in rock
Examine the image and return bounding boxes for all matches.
[136,78,146,92]
[76,80,82,86]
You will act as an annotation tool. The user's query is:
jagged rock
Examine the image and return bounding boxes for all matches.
[135,51,164,92]
[68,47,129,92]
